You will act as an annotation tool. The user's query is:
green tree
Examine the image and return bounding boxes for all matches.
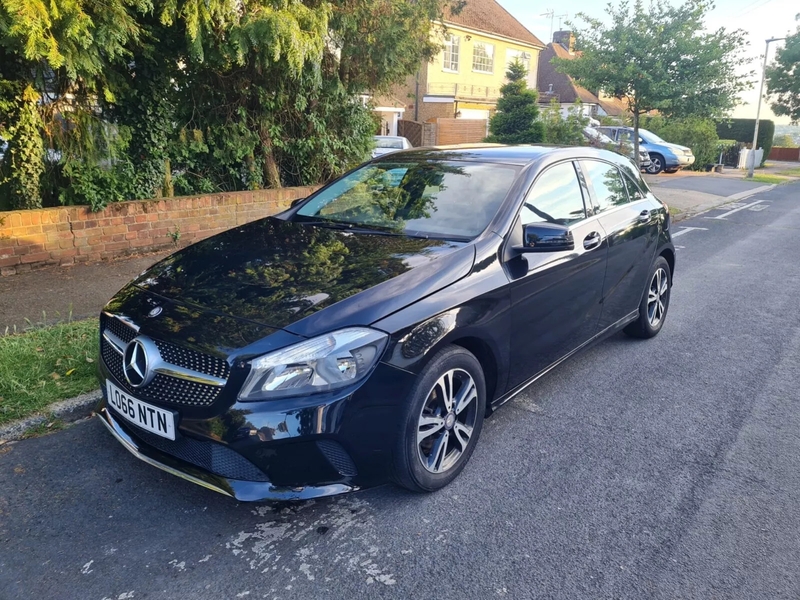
[555,0,750,161]
[773,133,799,148]
[1,85,45,208]
[767,19,800,123]
[486,60,544,144]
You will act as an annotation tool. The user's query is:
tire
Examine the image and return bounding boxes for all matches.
[646,153,665,175]
[394,345,486,493]
[624,256,671,339]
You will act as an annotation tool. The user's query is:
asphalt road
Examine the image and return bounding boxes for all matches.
[2,182,800,599]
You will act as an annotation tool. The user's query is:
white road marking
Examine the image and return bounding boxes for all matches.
[748,203,769,211]
[671,226,708,238]
[706,199,764,220]
[81,560,94,574]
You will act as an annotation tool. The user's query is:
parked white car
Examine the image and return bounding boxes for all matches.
[372,136,412,158]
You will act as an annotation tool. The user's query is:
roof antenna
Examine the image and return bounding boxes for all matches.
[540,9,555,42]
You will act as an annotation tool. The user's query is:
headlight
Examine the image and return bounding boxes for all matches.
[238,328,388,401]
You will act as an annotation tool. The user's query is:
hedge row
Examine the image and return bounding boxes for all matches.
[716,119,774,167]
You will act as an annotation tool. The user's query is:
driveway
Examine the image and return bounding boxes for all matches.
[2,182,800,599]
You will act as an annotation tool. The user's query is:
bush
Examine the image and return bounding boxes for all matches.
[540,100,590,145]
[715,118,774,166]
[642,116,720,171]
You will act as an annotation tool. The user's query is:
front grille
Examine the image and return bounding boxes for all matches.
[130,426,269,482]
[317,440,358,477]
[100,314,228,408]
[104,314,137,345]
[154,339,229,379]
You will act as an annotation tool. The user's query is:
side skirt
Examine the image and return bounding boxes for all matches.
[490,310,639,411]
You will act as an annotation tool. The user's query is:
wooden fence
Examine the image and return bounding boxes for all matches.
[768,147,800,162]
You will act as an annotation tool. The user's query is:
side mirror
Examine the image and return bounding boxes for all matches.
[515,222,574,253]
[290,197,306,208]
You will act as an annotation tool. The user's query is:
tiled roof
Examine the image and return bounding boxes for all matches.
[536,43,601,105]
[444,0,544,48]
[598,96,630,117]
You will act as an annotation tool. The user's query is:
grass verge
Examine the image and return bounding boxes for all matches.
[777,167,800,177]
[748,174,788,185]
[0,319,99,427]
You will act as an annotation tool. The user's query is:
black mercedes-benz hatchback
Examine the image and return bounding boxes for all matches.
[96,145,674,501]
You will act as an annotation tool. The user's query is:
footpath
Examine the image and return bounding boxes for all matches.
[2,163,799,333]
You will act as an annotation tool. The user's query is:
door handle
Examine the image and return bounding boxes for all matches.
[583,231,602,250]
[637,209,651,222]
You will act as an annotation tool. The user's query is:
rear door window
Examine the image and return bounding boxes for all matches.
[522,162,587,226]
[579,160,630,213]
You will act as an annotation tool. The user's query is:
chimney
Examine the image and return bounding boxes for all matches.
[553,30,576,54]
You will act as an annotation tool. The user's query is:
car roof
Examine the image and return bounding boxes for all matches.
[372,143,627,167]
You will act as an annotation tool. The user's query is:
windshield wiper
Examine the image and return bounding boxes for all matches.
[295,219,404,236]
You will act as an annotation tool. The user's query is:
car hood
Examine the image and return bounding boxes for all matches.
[131,217,474,337]
[646,141,692,154]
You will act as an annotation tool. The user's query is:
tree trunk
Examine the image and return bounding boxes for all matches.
[259,126,282,189]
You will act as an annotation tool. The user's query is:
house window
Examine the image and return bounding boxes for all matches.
[472,42,494,74]
[506,49,531,74]
[443,35,460,72]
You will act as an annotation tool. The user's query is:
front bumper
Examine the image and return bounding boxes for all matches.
[96,405,354,501]
[96,360,418,501]
[669,154,695,168]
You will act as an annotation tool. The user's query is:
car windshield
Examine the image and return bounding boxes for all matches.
[639,129,666,144]
[374,138,404,149]
[296,160,519,239]
[584,127,614,144]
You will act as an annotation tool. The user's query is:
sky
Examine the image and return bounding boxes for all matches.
[497,0,799,124]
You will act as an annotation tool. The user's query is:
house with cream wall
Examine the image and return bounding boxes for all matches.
[394,0,544,127]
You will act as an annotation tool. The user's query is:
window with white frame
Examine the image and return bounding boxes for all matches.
[506,49,531,74]
[443,35,460,72]
[472,42,494,74]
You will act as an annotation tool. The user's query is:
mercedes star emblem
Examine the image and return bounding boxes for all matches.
[123,338,154,388]
[148,306,163,318]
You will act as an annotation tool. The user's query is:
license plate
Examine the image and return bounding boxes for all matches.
[106,380,176,440]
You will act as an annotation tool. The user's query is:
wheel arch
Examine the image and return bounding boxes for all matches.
[448,335,499,411]
[659,247,675,282]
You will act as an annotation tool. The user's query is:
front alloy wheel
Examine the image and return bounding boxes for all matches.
[646,154,665,175]
[417,369,479,474]
[395,345,486,492]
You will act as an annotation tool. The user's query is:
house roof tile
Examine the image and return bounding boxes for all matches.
[536,43,601,106]
[444,0,544,48]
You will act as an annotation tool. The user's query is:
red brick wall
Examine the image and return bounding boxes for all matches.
[0,187,316,276]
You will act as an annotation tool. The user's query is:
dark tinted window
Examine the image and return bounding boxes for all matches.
[297,160,519,239]
[521,162,586,226]
[580,160,629,212]
[622,172,645,201]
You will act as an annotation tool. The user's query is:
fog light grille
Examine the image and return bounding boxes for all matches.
[317,440,358,477]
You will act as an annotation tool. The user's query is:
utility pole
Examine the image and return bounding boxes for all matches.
[748,37,785,178]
